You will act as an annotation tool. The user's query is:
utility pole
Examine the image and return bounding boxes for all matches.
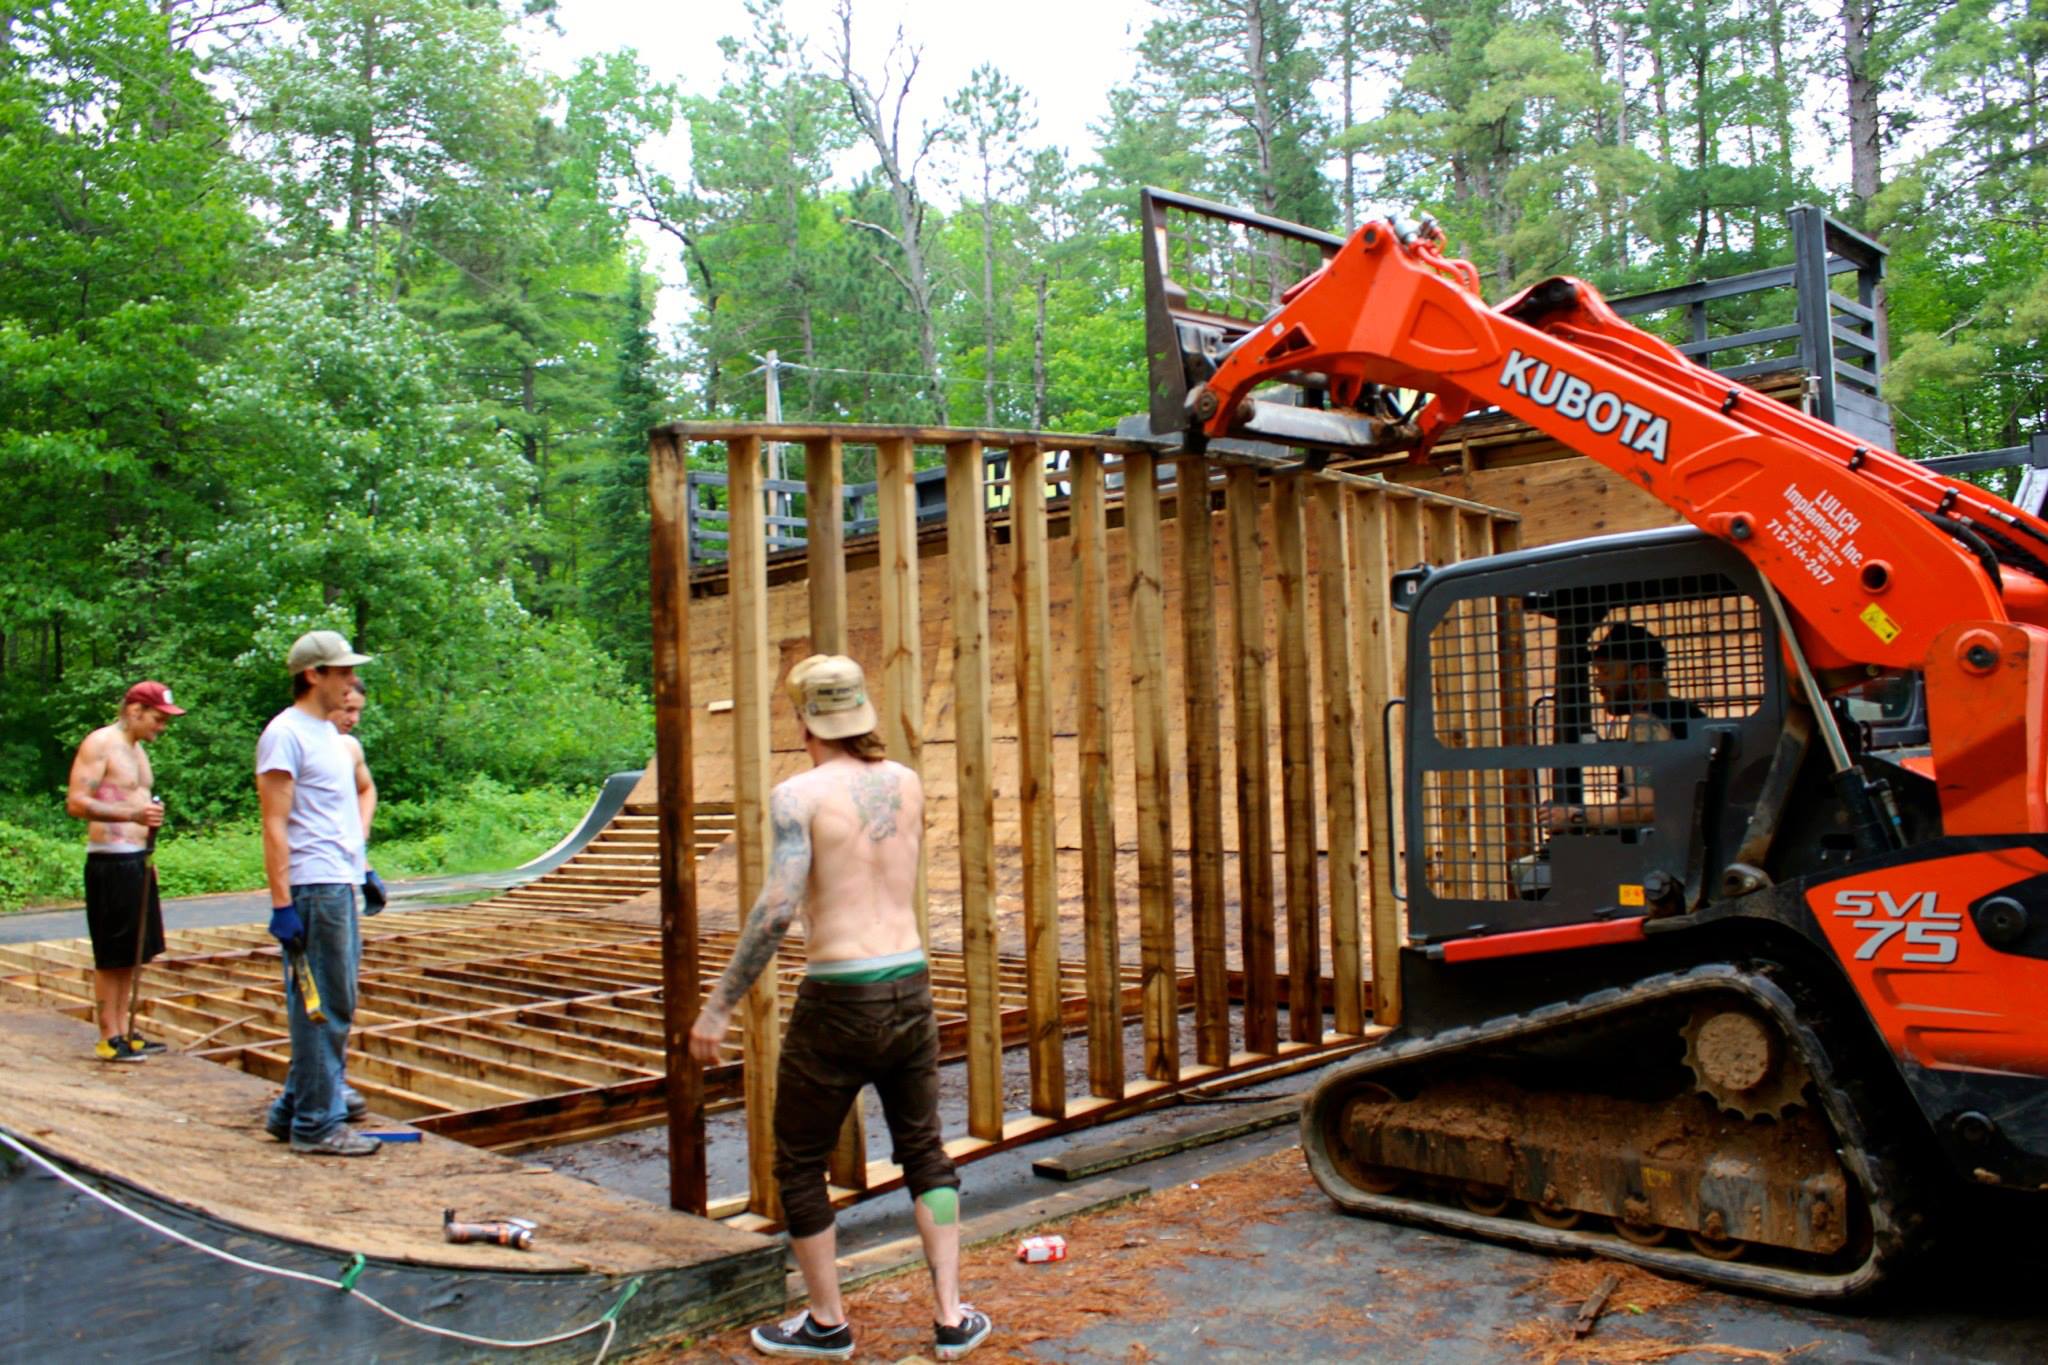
[760,350,789,528]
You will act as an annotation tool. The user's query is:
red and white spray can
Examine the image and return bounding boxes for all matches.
[1016,1234,1067,1264]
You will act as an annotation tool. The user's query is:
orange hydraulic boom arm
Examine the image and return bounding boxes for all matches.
[1192,219,2048,835]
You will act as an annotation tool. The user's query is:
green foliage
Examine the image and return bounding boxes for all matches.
[368,777,599,878]
[0,821,73,914]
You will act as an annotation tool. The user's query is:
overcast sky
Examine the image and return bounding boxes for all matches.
[522,0,1156,334]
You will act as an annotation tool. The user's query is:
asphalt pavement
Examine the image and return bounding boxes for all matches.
[0,872,506,946]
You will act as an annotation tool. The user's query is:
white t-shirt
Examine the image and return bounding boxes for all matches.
[256,705,364,886]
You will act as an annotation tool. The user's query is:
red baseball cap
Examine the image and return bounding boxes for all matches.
[123,681,186,716]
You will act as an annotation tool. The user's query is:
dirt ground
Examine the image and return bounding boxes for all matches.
[646,1138,2048,1365]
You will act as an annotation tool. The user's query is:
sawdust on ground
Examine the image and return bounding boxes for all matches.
[1505,1259,1816,1365]
[654,1145,1323,1363]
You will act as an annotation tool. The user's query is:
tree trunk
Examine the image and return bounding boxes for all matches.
[1240,0,1280,216]
[1842,0,1881,206]
[981,175,998,426]
[1649,30,1673,165]
[835,3,947,424]
[1340,0,1356,233]
[1766,0,1794,173]
[1033,272,1049,428]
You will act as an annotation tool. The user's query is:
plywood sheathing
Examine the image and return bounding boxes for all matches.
[0,1001,772,1274]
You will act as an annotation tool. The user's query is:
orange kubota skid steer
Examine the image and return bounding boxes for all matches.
[1146,190,2048,1299]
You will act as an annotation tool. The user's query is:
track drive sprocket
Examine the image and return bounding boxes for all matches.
[1681,1004,1812,1120]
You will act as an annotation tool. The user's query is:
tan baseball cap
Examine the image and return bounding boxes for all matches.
[786,654,878,741]
[286,630,373,674]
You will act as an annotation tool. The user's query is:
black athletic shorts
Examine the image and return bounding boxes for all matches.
[83,852,165,970]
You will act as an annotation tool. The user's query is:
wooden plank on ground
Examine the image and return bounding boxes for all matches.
[1175,455,1229,1068]
[805,434,866,1192]
[1071,446,1123,1101]
[947,439,1003,1140]
[875,436,928,950]
[1125,450,1178,1083]
[1010,442,1064,1118]
[1029,1097,1299,1181]
[1349,490,1402,1029]
[1227,466,1277,1055]
[648,430,706,1213]
[1273,474,1321,1045]
[728,434,782,1221]
[1311,481,1362,1035]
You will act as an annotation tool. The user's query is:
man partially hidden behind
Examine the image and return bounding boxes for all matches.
[258,631,377,1157]
[1547,621,1709,832]
[690,655,992,1362]
[65,681,184,1062]
[332,677,386,916]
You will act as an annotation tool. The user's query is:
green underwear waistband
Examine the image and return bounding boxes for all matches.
[807,948,927,984]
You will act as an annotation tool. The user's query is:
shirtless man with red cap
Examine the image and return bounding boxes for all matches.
[65,681,184,1062]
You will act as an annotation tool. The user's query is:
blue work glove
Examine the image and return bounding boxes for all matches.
[268,903,305,955]
[362,868,387,916]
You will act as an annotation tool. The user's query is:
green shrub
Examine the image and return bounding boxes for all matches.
[372,778,594,880]
[0,820,76,911]
[153,826,266,899]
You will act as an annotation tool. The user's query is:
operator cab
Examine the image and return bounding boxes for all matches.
[1395,527,1788,942]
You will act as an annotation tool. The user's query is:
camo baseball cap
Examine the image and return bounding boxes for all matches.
[785,654,878,741]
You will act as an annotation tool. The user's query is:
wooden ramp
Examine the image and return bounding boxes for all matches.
[0,1002,781,1361]
[462,774,732,916]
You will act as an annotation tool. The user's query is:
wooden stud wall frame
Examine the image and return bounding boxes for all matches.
[640,423,1518,1223]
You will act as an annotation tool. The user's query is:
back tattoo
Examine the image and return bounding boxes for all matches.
[848,764,903,841]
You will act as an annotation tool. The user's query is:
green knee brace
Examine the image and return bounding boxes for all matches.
[918,1187,959,1226]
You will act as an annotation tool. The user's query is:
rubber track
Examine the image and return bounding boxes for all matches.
[1299,963,1922,1301]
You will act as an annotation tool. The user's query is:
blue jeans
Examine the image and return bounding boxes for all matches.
[265,884,361,1143]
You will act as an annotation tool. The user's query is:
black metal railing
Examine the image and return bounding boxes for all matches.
[1609,207,1890,445]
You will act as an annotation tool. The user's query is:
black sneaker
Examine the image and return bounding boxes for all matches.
[750,1311,854,1359]
[127,1033,168,1055]
[94,1037,146,1063]
[935,1306,992,1361]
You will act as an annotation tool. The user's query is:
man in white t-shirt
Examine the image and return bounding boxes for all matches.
[257,630,378,1157]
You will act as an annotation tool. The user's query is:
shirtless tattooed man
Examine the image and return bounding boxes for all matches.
[65,681,185,1062]
[690,655,993,1362]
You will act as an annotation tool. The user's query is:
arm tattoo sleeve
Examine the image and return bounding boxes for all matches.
[707,787,813,1012]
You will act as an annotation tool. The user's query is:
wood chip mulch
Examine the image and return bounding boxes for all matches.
[1505,1258,1817,1365]
[655,1145,1324,1362]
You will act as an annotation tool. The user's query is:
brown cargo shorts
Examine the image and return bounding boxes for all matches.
[772,970,959,1238]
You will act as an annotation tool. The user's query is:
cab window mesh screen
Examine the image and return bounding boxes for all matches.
[1419,574,1766,902]
[1425,574,1764,748]
[1422,767,1543,901]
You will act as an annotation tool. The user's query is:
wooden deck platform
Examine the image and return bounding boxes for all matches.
[0,1002,782,1360]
